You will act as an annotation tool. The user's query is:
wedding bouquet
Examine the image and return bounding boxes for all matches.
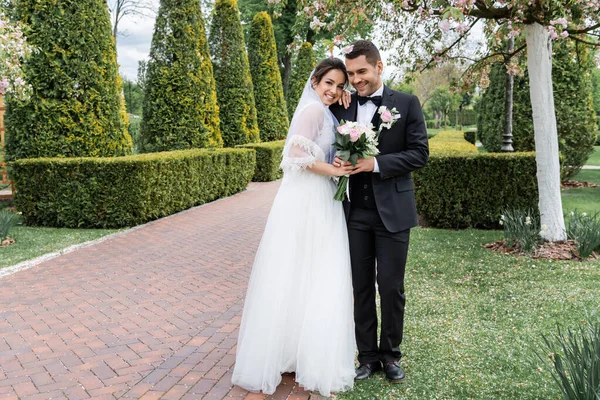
[332,121,379,201]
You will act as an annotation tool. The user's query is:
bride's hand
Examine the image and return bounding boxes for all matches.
[330,163,354,177]
[337,90,352,109]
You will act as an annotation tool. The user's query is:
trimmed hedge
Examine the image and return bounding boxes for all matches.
[426,120,437,129]
[464,130,476,145]
[238,140,285,182]
[414,152,538,229]
[9,149,256,229]
[428,130,478,155]
[414,130,537,228]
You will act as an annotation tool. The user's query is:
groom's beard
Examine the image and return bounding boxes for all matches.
[352,80,383,97]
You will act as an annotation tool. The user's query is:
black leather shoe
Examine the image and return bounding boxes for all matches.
[384,361,406,383]
[355,362,382,380]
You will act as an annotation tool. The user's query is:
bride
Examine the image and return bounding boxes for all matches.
[232,58,357,397]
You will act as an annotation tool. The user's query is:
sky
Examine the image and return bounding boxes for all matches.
[114,6,158,81]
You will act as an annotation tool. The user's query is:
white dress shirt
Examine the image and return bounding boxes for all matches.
[356,84,384,173]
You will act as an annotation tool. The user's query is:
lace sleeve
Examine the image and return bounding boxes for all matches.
[281,103,326,171]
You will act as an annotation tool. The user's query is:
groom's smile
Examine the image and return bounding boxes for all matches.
[345,55,384,97]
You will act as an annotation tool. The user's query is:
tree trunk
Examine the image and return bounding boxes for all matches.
[524,23,566,241]
[281,53,292,96]
[502,36,514,152]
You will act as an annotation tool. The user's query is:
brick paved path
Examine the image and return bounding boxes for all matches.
[0,182,319,400]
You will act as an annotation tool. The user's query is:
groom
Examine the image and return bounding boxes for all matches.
[330,40,429,383]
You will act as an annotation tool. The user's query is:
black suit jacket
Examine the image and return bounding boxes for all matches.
[330,86,429,233]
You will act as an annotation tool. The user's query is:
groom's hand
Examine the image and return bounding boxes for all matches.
[350,157,374,174]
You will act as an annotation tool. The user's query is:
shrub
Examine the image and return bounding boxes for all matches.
[566,211,600,258]
[460,109,478,126]
[537,317,600,400]
[414,151,538,229]
[0,210,21,241]
[209,0,260,147]
[238,140,285,181]
[287,42,316,119]
[9,149,256,229]
[428,130,478,155]
[5,0,132,161]
[139,0,222,152]
[499,208,542,254]
[464,130,476,145]
[248,12,289,142]
[426,119,437,129]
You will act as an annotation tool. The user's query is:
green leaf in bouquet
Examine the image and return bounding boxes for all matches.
[337,149,351,161]
[349,153,359,166]
[341,134,350,147]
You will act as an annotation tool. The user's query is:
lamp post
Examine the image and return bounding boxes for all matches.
[502,36,515,152]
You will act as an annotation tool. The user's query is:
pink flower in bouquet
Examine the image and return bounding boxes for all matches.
[349,129,360,142]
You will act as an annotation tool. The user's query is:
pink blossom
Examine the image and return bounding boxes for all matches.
[349,129,360,142]
[439,19,451,33]
[560,31,569,38]
[342,45,354,55]
[0,77,8,95]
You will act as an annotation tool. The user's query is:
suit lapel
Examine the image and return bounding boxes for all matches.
[377,86,395,134]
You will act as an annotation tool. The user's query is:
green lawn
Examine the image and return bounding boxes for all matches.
[586,146,600,166]
[562,169,600,215]
[0,226,118,269]
[339,227,599,400]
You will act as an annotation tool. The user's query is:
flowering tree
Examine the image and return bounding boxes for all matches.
[293,0,600,242]
[0,13,31,99]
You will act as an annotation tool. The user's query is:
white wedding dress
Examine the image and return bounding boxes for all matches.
[232,80,356,397]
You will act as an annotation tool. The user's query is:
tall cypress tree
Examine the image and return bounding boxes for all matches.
[248,12,289,142]
[209,0,259,147]
[287,42,316,119]
[4,0,132,161]
[139,0,222,152]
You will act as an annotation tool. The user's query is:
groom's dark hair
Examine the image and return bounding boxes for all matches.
[345,40,381,67]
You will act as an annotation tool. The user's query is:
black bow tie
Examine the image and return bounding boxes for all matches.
[357,95,382,107]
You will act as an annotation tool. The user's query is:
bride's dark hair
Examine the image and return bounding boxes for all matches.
[311,58,348,88]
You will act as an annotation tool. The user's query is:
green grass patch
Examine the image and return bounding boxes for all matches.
[562,170,600,215]
[586,146,600,166]
[562,188,600,215]
[338,227,599,400]
[571,169,600,185]
[0,226,118,269]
